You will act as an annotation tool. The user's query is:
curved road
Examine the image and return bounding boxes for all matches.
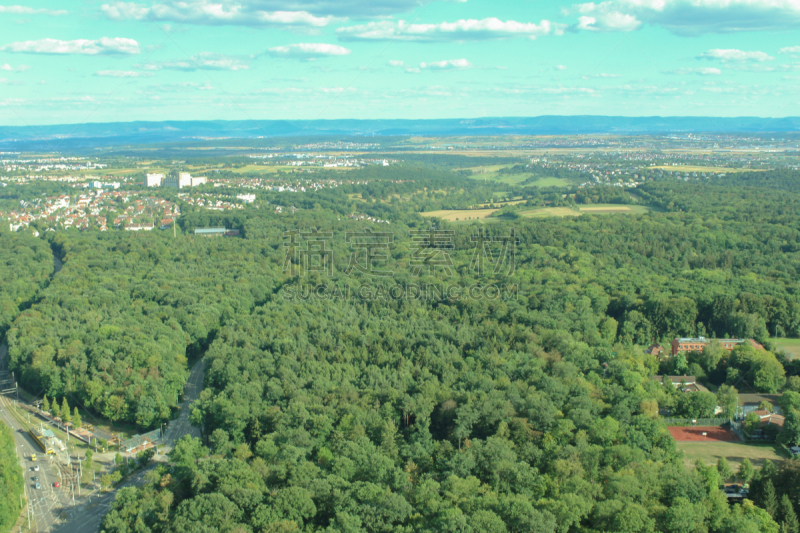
[50,356,206,533]
[2,246,210,532]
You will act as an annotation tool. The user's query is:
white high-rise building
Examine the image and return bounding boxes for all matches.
[145,173,164,187]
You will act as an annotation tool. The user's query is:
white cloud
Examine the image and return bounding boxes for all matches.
[583,72,621,78]
[780,46,800,55]
[0,63,29,72]
[664,67,722,75]
[388,59,404,67]
[104,0,473,19]
[95,70,155,77]
[419,59,473,70]
[143,53,249,71]
[699,49,773,62]
[2,37,140,55]
[336,18,564,41]
[555,64,567,71]
[101,1,335,27]
[575,12,639,32]
[267,43,350,60]
[0,5,67,15]
[568,0,800,35]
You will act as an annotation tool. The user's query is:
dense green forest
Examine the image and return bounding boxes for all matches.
[7,232,279,427]
[0,421,23,532]
[0,232,54,341]
[2,162,800,532]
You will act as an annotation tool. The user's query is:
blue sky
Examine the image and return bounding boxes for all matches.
[0,0,798,125]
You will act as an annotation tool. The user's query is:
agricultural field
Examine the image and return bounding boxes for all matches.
[227,165,297,174]
[420,209,498,221]
[422,204,653,221]
[651,165,755,173]
[677,441,789,470]
[519,207,582,218]
[775,338,800,360]
[577,204,654,214]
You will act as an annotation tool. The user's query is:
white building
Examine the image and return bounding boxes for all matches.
[237,194,256,203]
[90,181,120,190]
[191,176,207,187]
[145,173,164,187]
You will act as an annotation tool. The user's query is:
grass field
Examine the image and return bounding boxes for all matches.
[678,441,789,470]
[467,171,573,188]
[528,177,572,188]
[775,338,800,360]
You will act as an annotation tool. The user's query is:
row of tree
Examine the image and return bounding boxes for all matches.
[0,421,23,532]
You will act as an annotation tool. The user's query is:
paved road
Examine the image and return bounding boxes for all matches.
[50,358,205,533]
[50,465,156,533]
[0,394,74,532]
[0,342,7,373]
[163,357,206,447]
[1,247,206,532]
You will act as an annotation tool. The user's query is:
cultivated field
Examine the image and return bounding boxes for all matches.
[650,165,753,173]
[519,207,582,218]
[422,203,653,221]
[677,441,789,470]
[420,209,499,221]
[578,204,653,214]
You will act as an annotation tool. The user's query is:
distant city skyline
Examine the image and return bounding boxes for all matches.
[0,0,798,125]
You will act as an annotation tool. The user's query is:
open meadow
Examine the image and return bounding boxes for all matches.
[775,338,800,360]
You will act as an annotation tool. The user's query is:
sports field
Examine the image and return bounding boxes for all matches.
[669,426,739,442]
[677,441,788,470]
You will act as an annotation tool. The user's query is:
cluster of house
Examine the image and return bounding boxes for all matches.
[652,376,788,431]
[178,193,247,211]
[4,190,179,232]
[348,213,390,224]
[145,172,207,189]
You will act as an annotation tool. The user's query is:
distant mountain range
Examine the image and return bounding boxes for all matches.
[1,116,798,152]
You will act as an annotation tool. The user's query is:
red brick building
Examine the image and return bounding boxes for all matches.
[670,337,764,356]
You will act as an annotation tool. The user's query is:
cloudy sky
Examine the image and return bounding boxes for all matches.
[0,0,798,125]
